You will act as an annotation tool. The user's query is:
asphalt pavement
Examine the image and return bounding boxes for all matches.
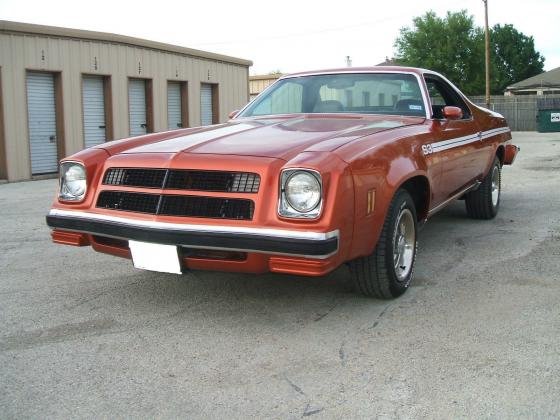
[1,132,559,418]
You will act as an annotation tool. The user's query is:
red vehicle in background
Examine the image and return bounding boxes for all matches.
[46,67,518,299]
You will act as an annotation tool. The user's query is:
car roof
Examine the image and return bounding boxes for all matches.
[280,66,436,79]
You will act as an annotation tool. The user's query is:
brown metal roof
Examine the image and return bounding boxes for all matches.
[249,73,283,81]
[0,20,253,67]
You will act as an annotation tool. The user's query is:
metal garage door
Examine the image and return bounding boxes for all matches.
[129,79,147,136]
[168,82,182,130]
[82,75,106,148]
[27,72,58,174]
[200,84,213,126]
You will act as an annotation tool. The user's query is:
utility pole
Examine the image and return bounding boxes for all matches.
[483,0,490,108]
[346,56,352,67]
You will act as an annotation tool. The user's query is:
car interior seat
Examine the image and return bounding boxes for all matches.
[313,100,344,113]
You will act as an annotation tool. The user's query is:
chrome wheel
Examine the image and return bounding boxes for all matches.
[393,208,415,282]
[491,165,500,207]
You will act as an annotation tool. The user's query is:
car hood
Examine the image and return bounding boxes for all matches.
[121,114,425,160]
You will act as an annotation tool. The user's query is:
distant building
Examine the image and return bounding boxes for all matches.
[0,20,252,181]
[505,67,560,96]
[376,57,399,66]
[249,73,282,100]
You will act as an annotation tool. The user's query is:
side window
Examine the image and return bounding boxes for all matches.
[427,82,446,106]
[425,77,471,119]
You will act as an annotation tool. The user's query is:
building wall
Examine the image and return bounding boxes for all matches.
[0,24,251,181]
[249,74,281,100]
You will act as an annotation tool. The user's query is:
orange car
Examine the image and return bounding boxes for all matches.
[46,67,518,299]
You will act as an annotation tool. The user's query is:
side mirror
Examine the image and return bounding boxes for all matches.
[442,106,463,120]
[228,110,240,119]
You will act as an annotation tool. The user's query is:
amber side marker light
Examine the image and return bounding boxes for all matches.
[367,190,375,215]
[52,230,90,246]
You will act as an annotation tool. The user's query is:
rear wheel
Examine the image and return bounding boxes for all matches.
[465,157,501,219]
[349,189,417,299]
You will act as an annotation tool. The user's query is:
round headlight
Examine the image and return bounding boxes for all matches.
[60,163,86,200]
[285,171,321,213]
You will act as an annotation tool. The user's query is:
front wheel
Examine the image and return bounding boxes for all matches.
[349,189,418,299]
[465,157,501,219]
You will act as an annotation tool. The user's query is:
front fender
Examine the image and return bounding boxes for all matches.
[348,147,429,258]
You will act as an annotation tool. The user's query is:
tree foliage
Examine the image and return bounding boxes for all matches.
[491,24,545,93]
[394,10,545,94]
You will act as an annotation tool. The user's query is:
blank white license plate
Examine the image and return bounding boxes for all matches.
[129,240,182,274]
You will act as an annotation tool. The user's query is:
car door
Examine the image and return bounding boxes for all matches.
[424,75,487,201]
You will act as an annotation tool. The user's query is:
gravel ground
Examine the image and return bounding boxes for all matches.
[1,132,559,418]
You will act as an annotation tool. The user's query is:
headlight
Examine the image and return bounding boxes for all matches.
[279,169,322,218]
[285,171,321,212]
[59,162,87,201]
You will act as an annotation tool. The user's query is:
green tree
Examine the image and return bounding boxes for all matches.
[394,11,485,95]
[491,24,545,93]
[394,10,545,95]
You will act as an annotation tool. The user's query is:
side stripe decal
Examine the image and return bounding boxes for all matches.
[480,127,511,139]
[429,127,511,153]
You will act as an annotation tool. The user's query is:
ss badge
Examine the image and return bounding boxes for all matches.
[422,144,433,155]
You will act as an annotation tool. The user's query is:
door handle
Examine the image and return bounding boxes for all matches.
[140,123,147,128]
[49,135,56,143]
[98,125,106,129]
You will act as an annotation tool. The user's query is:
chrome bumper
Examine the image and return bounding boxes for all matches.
[46,209,339,259]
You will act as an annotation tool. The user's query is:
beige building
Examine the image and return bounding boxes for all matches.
[0,21,252,181]
[249,73,282,100]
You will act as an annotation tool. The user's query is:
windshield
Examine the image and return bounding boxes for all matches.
[239,73,426,118]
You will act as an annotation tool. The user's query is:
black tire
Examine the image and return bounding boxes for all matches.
[349,189,418,299]
[465,157,501,219]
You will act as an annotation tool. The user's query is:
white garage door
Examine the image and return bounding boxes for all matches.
[200,84,213,126]
[26,72,58,174]
[82,75,106,148]
[129,79,147,136]
[168,82,182,130]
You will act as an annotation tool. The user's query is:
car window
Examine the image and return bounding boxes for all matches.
[239,73,426,118]
[427,83,446,106]
[250,81,303,115]
[425,76,471,119]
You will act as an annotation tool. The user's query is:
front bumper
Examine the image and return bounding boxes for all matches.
[46,209,339,259]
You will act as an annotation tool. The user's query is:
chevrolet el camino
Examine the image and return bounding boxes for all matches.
[46,67,519,299]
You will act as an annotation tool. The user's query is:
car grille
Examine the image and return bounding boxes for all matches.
[103,168,260,193]
[96,191,254,220]
[103,168,166,189]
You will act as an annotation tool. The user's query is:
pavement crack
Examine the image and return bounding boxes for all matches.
[284,375,305,396]
[339,341,346,366]
[370,303,392,329]
[302,404,324,417]
[314,301,338,322]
